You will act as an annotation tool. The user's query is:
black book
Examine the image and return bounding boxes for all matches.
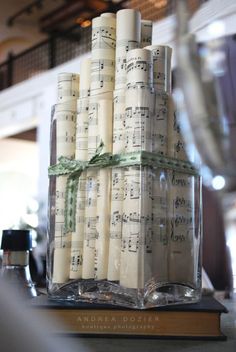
[30,295,227,340]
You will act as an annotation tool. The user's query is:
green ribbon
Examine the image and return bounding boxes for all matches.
[49,141,197,233]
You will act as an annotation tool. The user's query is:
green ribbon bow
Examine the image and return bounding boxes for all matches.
[48,141,118,233]
[48,141,197,233]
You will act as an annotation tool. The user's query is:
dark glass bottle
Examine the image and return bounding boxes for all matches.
[1,229,37,298]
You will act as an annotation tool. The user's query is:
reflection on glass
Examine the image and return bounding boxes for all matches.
[174,0,236,292]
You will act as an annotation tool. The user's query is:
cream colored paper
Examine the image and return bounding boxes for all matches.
[95,100,113,280]
[120,86,155,289]
[82,169,97,279]
[168,171,195,286]
[107,168,124,281]
[112,89,125,154]
[53,100,77,283]
[91,16,116,95]
[125,86,155,153]
[107,90,125,281]
[126,49,153,89]
[69,97,89,279]
[167,96,195,285]
[79,58,91,98]
[145,45,172,93]
[57,73,80,103]
[100,13,116,18]
[115,9,141,89]
[152,91,168,155]
[167,95,188,161]
[83,95,112,279]
[141,20,152,48]
[75,97,89,161]
[152,170,168,282]
[120,166,153,289]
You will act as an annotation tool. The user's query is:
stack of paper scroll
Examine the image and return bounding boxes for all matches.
[49,9,200,300]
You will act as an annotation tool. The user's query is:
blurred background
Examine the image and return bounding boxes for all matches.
[0,0,235,293]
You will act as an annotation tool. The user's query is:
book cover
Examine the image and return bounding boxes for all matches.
[30,295,227,340]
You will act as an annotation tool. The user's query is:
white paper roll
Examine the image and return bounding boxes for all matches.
[115,9,141,90]
[167,171,195,286]
[112,89,125,154]
[52,100,77,283]
[145,45,172,93]
[91,16,116,95]
[94,100,113,280]
[167,95,188,161]
[116,9,141,42]
[69,173,86,279]
[141,20,152,48]
[152,91,168,155]
[120,84,155,288]
[82,169,97,279]
[107,90,125,281]
[100,13,116,18]
[69,96,89,279]
[79,58,91,98]
[124,86,155,153]
[120,166,153,289]
[107,168,124,281]
[75,97,89,161]
[126,49,153,89]
[57,73,80,103]
[152,169,168,282]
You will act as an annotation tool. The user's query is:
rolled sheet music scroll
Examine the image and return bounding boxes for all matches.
[167,96,195,285]
[53,99,77,283]
[167,95,188,161]
[168,171,195,285]
[107,89,125,281]
[91,15,116,96]
[141,20,152,48]
[152,169,168,282]
[126,49,153,89]
[82,94,112,279]
[125,86,155,152]
[79,58,91,98]
[57,73,80,103]
[115,9,141,90]
[153,91,168,155]
[82,100,99,279]
[69,96,89,279]
[145,45,172,94]
[120,85,155,289]
[95,100,113,280]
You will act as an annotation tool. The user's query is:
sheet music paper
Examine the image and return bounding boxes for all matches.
[107,89,125,281]
[145,45,172,94]
[152,91,168,155]
[82,94,112,279]
[141,20,152,48]
[115,9,141,90]
[69,96,89,279]
[167,95,195,285]
[168,171,195,285]
[57,73,80,103]
[126,49,153,89]
[120,166,153,289]
[95,100,113,280]
[120,81,155,288]
[167,95,188,161]
[124,86,155,153]
[79,58,91,98]
[152,169,168,282]
[90,15,116,96]
[53,99,77,283]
